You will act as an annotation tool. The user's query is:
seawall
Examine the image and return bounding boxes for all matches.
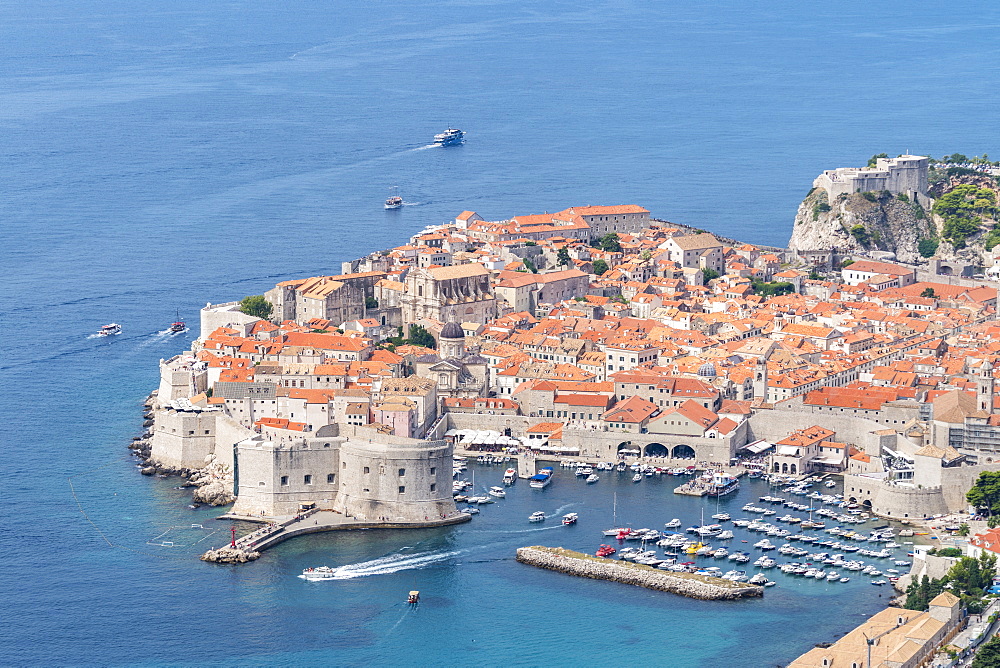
[515,546,763,600]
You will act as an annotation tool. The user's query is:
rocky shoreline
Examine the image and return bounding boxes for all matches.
[200,547,260,564]
[128,390,235,507]
[516,546,763,600]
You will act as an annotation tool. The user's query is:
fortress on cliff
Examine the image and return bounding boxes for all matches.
[813,154,930,205]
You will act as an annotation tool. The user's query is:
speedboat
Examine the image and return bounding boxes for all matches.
[665,518,682,528]
[632,473,642,483]
[596,544,616,557]
[97,323,121,337]
[528,511,546,523]
[562,513,579,525]
[586,474,600,484]
[488,486,506,498]
[433,128,465,146]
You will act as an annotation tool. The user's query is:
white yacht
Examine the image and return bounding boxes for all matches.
[97,323,121,337]
[664,518,682,528]
[488,486,506,498]
[433,128,465,146]
[528,511,546,523]
[586,473,600,484]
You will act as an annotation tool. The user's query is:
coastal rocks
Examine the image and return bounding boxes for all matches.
[185,455,235,506]
[192,479,234,506]
[200,547,260,564]
[140,466,157,476]
[789,189,933,264]
[516,546,763,600]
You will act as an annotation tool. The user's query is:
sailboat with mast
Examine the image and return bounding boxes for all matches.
[169,309,186,334]
[384,186,403,209]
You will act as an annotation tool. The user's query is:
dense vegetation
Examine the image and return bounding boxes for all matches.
[592,259,609,276]
[702,268,720,282]
[968,472,1000,525]
[972,634,1000,668]
[239,295,273,320]
[595,233,622,253]
[903,552,997,614]
[557,247,571,267]
[932,184,998,248]
[751,280,794,296]
[918,237,940,258]
[385,324,437,349]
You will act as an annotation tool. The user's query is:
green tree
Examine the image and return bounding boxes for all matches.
[365,296,378,309]
[592,259,609,276]
[921,287,937,298]
[557,247,571,267]
[751,280,794,297]
[809,271,822,280]
[958,523,971,537]
[702,268,720,281]
[522,257,538,273]
[239,295,273,320]
[406,324,436,349]
[968,471,1000,520]
[972,635,1000,668]
[598,233,622,253]
[867,152,889,168]
[918,237,939,258]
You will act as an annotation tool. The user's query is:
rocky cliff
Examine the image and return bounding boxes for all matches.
[788,172,1000,267]
[788,188,933,263]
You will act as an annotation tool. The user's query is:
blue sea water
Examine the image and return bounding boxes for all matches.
[3,1,1000,665]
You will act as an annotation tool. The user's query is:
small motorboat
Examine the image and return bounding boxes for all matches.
[562,513,579,525]
[586,474,600,484]
[529,511,546,523]
[97,323,121,337]
[488,486,506,498]
[632,474,642,483]
[596,544,616,557]
[408,591,420,604]
[665,518,682,528]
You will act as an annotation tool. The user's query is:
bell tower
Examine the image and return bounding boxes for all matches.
[978,360,995,412]
[753,357,769,403]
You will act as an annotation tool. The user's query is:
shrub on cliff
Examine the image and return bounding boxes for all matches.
[918,237,939,257]
[239,295,273,320]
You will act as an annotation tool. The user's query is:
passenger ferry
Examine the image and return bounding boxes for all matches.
[97,323,121,337]
[385,186,403,209]
[300,566,338,580]
[433,128,465,146]
[529,467,553,489]
[705,472,740,497]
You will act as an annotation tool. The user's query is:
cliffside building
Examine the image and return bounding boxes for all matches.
[813,154,929,204]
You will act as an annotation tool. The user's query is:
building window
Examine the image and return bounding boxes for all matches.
[364,466,370,474]
[398,468,406,477]
[304,474,313,485]
[343,461,347,469]
[430,467,436,475]
[327,474,335,483]
[398,486,405,493]
[430,483,436,492]
[280,476,288,486]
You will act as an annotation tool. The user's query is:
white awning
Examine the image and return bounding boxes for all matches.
[539,445,580,453]
[777,445,800,456]
[444,429,462,437]
[742,441,774,455]
[619,449,641,454]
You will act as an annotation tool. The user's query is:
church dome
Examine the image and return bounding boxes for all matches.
[697,362,717,378]
[440,321,463,339]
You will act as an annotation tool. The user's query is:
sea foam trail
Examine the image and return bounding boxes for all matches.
[308,549,467,580]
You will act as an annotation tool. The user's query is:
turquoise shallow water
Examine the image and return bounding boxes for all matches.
[2,1,998,665]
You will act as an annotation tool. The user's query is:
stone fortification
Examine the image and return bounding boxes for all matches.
[515,547,763,600]
[813,155,929,203]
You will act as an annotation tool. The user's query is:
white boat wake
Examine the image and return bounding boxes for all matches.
[300,548,467,580]
[409,144,439,151]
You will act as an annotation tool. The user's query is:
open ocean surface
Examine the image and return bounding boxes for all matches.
[3,1,1000,665]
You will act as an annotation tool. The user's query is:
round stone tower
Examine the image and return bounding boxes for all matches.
[438,321,465,359]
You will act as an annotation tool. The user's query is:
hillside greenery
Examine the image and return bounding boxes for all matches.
[903,552,997,614]
[239,295,273,320]
[933,184,998,248]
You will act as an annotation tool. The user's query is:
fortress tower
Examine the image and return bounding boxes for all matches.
[978,360,995,413]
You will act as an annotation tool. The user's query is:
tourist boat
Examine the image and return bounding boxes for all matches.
[632,473,642,483]
[385,186,403,209]
[665,518,682,528]
[408,590,420,604]
[562,513,579,525]
[529,467,553,489]
[528,511,546,522]
[488,486,506,498]
[301,566,338,580]
[586,473,599,484]
[97,323,121,337]
[433,128,465,146]
[503,468,517,484]
[169,310,185,333]
[596,544,616,557]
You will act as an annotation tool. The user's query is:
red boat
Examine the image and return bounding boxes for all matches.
[596,544,616,557]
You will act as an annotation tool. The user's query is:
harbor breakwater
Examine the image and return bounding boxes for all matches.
[516,546,763,600]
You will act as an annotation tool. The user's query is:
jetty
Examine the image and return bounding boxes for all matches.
[516,546,763,600]
[201,509,470,563]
